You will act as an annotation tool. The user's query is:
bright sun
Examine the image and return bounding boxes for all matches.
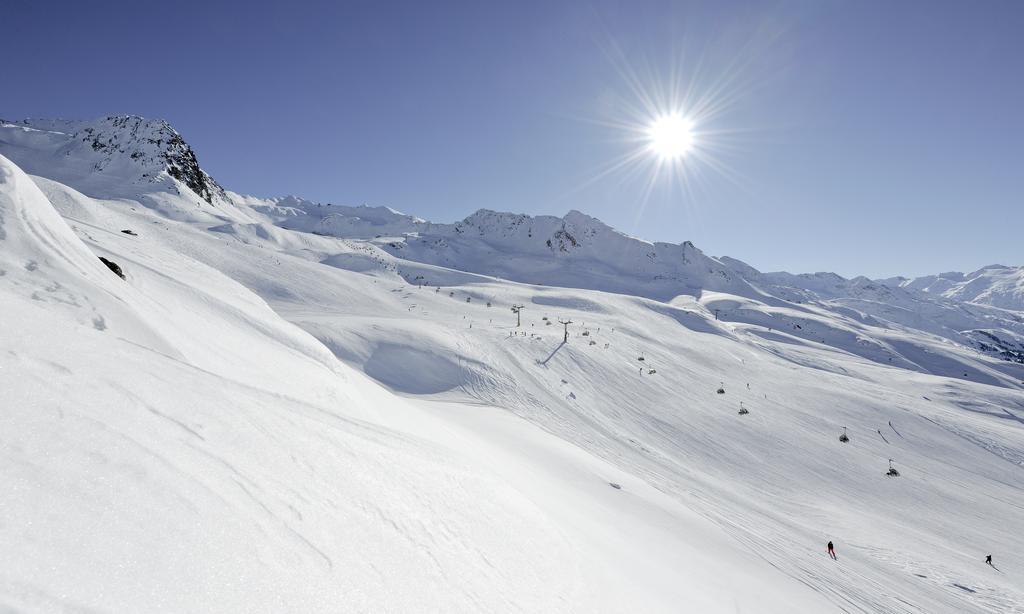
[647,113,694,160]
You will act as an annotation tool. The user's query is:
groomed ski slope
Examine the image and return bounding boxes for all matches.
[1,141,1022,613]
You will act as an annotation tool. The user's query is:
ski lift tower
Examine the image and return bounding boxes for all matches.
[511,304,524,327]
[558,318,573,343]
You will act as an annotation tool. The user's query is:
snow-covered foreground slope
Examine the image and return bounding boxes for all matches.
[0,143,834,612]
[0,154,589,611]
[3,151,837,612]
[2,118,1024,612]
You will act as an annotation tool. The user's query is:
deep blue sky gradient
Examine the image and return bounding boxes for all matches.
[3,0,1021,277]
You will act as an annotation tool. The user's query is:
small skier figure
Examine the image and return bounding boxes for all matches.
[985,555,993,566]
[827,541,837,560]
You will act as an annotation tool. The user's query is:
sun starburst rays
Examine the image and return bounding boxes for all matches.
[562,37,760,225]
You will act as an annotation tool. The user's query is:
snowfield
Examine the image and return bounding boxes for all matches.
[1,117,1022,613]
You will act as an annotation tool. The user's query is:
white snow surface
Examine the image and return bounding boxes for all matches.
[895,266,1024,311]
[2,118,1023,613]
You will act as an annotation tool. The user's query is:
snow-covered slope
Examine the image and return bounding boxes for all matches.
[234,194,429,237]
[5,152,710,612]
[2,117,1023,613]
[896,265,1024,311]
[715,257,1024,366]
[243,202,766,303]
[0,116,246,223]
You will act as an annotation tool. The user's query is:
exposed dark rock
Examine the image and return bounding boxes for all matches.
[66,115,226,206]
[98,256,125,279]
[162,131,220,204]
[969,330,1024,363]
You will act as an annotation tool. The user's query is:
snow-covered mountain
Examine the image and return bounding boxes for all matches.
[0,116,225,204]
[2,116,1023,613]
[236,195,758,301]
[275,200,1024,369]
[714,257,1024,366]
[891,265,1024,311]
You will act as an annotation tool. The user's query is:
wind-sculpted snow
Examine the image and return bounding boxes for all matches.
[2,116,1024,612]
[0,153,174,354]
[0,155,594,612]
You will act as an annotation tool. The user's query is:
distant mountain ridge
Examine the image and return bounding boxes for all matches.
[3,114,1018,310]
[2,115,1022,371]
[891,265,1024,311]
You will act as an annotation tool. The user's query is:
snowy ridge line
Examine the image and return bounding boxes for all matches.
[2,117,1023,612]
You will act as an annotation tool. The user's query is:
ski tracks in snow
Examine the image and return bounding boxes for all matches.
[856,545,1024,614]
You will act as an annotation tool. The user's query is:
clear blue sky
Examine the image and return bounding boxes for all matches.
[3,0,1021,278]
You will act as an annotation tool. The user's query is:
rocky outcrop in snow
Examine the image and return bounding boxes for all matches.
[1,115,225,205]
